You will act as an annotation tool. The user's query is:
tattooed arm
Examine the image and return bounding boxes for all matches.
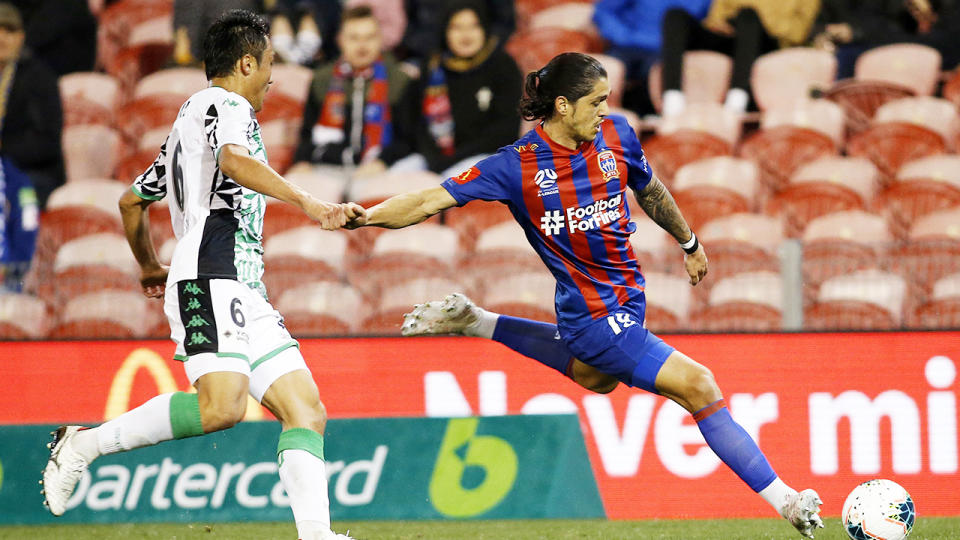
[633,175,708,285]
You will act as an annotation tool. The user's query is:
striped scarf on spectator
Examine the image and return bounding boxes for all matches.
[317,59,392,160]
[422,56,456,157]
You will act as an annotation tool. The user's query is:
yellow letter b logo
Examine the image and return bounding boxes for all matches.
[429,418,518,517]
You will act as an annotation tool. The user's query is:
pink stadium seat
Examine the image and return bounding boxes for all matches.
[750,48,837,111]
[629,217,672,273]
[893,207,960,289]
[657,102,741,146]
[885,155,960,230]
[263,227,348,299]
[444,200,514,241]
[739,125,837,192]
[117,94,184,151]
[698,213,783,281]
[760,99,846,146]
[284,170,346,203]
[133,67,206,101]
[912,273,960,329]
[48,233,140,304]
[642,271,694,333]
[108,42,174,100]
[874,97,959,149]
[801,210,892,289]
[823,79,914,136]
[671,156,759,229]
[259,119,299,174]
[481,270,556,323]
[262,197,315,240]
[352,224,460,296]
[642,130,732,185]
[0,293,50,339]
[854,43,941,97]
[97,0,172,74]
[590,53,626,108]
[460,220,542,288]
[769,156,879,236]
[846,123,947,182]
[362,277,467,334]
[50,290,160,339]
[528,1,600,50]
[515,0,592,31]
[259,63,312,124]
[944,69,960,109]
[805,269,907,330]
[276,281,368,337]
[59,72,120,127]
[63,125,122,182]
[691,271,783,332]
[648,51,733,113]
[348,170,444,208]
[506,27,596,74]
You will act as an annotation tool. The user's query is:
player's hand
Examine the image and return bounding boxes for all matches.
[140,264,168,298]
[304,198,349,230]
[684,245,708,286]
[343,202,368,229]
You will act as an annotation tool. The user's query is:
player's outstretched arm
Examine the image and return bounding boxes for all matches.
[633,175,708,285]
[218,144,355,230]
[348,186,458,229]
[119,188,168,298]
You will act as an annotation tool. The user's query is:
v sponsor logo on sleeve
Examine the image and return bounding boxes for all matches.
[539,194,623,237]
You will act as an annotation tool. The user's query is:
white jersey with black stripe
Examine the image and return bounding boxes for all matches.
[132,86,269,299]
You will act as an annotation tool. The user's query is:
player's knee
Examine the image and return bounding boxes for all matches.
[685,365,718,402]
[201,401,246,432]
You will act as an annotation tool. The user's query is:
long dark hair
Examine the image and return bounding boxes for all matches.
[202,9,270,80]
[518,52,606,120]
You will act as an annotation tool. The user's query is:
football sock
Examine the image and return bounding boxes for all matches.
[277,428,332,539]
[694,399,777,493]
[487,314,574,375]
[73,392,204,461]
[758,477,798,517]
[462,306,497,338]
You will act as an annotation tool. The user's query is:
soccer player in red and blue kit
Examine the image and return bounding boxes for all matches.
[347,52,824,538]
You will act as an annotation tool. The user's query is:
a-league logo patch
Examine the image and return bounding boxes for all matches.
[453,166,481,185]
[597,150,619,181]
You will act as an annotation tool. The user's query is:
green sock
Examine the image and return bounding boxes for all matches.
[277,427,325,460]
[169,392,204,439]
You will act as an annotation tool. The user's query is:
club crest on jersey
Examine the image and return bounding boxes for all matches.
[597,150,619,181]
[453,166,481,185]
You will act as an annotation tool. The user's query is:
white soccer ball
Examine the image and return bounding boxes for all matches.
[842,479,916,540]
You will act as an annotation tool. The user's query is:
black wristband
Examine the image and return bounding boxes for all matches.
[681,233,699,255]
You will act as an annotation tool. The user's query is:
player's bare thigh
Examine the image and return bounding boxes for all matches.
[569,359,619,394]
[260,369,327,433]
[194,371,249,433]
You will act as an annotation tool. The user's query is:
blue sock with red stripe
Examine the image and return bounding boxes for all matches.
[695,399,777,492]
[492,315,574,376]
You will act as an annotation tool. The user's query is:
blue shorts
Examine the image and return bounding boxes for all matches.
[560,300,675,393]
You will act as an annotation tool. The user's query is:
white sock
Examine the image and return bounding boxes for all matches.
[759,477,797,517]
[724,87,749,113]
[464,308,499,339]
[77,393,176,460]
[279,449,332,538]
[662,89,686,116]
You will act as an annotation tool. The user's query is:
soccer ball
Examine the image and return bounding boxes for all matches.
[842,479,916,540]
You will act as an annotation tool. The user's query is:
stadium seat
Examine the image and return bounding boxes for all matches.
[698,213,783,280]
[801,210,892,289]
[443,200,514,242]
[284,169,347,203]
[259,119,298,173]
[648,51,733,113]
[117,94,184,152]
[768,156,879,235]
[48,232,140,303]
[738,125,837,193]
[276,281,368,337]
[529,2,596,32]
[62,125,122,182]
[629,217,673,273]
[854,43,941,97]
[0,293,50,339]
[912,272,960,329]
[590,53,626,108]
[750,48,837,111]
[347,170,444,207]
[944,69,960,109]
[760,99,846,147]
[893,207,960,290]
[505,27,596,74]
[361,277,467,334]
[515,0,592,31]
[263,227,348,299]
[642,271,694,333]
[671,156,759,229]
[259,63,313,123]
[132,67,206,101]
[691,271,783,332]
[643,116,735,183]
[352,224,460,295]
[50,290,159,339]
[873,97,959,149]
[262,197,315,239]
[884,155,960,231]
[59,72,120,127]
[460,220,542,289]
[657,102,741,146]
[823,79,914,136]
[96,0,172,75]
[481,270,556,323]
[108,41,174,100]
[805,269,907,330]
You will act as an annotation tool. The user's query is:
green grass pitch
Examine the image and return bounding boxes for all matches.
[2,518,959,540]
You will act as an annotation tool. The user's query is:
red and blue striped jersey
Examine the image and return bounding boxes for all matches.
[441,115,653,330]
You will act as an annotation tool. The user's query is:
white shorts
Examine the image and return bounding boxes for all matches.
[164,278,307,402]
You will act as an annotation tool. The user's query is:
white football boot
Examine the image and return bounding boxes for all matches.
[42,426,91,516]
[401,292,481,336]
[783,488,824,538]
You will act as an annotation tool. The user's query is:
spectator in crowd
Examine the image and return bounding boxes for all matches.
[400,0,514,65]
[0,3,63,209]
[389,0,521,178]
[660,0,821,115]
[0,155,38,292]
[290,5,412,179]
[173,0,261,66]
[269,0,342,66]
[10,0,96,76]
[593,0,712,115]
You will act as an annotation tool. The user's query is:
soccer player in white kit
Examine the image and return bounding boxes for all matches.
[41,11,360,540]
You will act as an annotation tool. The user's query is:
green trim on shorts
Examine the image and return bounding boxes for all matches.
[250,340,299,371]
[170,392,204,439]
[277,427,324,461]
[130,184,162,201]
[172,352,250,364]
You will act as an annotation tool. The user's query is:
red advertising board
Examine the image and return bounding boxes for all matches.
[2,332,958,519]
